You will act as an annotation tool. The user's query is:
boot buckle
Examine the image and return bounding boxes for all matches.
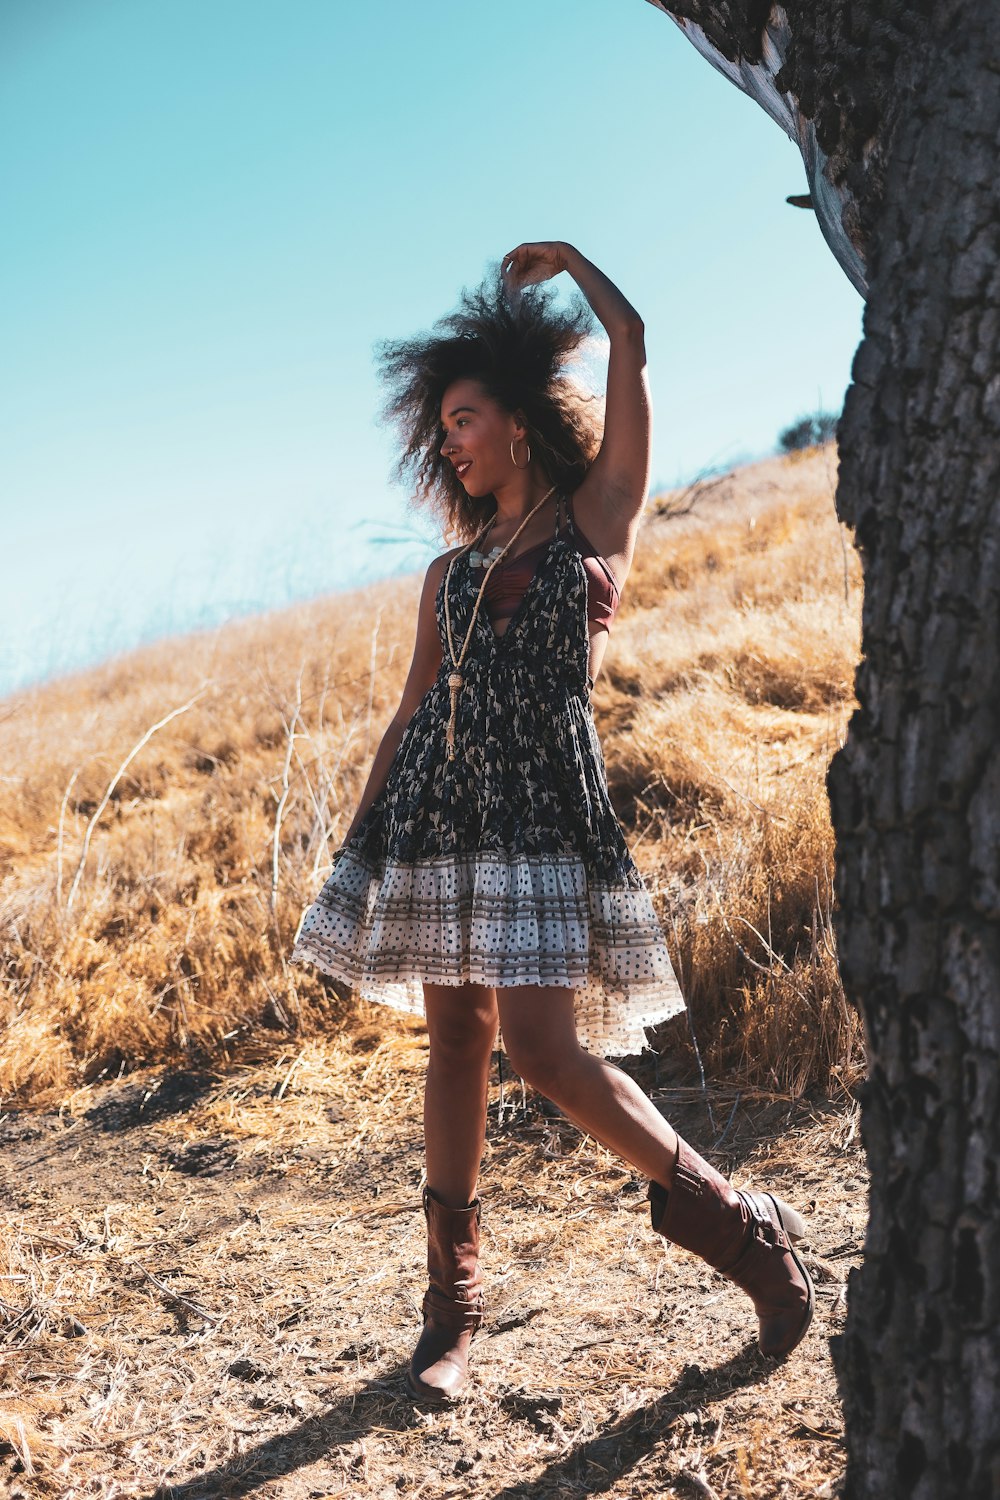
[741,1193,789,1251]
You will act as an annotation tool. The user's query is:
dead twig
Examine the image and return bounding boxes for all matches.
[66,687,210,912]
[654,460,731,521]
[134,1264,222,1324]
[271,668,304,914]
[55,762,87,908]
[273,1047,307,1101]
[684,1469,721,1500]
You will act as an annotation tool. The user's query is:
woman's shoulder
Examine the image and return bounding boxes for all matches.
[429,543,466,574]
[420,545,466,594]
[414,546,466,629]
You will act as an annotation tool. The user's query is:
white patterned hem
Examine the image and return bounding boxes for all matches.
[290,850,685,1058]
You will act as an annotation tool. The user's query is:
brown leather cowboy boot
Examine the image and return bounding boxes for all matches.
[648,1136,815,1359]
[407,1186,484,1402]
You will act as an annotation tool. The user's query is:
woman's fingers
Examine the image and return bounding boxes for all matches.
[505,243,549,273]
[502,246,532,280]
[502,241,565,288]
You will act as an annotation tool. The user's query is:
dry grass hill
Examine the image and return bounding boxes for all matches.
[0,442,868,1498]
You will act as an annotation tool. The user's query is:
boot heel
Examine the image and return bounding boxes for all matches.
[765,1195,808,1242]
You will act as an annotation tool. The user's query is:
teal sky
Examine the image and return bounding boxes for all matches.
[1,0,864,697]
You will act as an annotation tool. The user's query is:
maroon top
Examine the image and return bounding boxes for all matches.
[482,492,621,633]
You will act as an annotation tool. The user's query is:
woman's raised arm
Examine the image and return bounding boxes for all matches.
[502,242,651,538]
[558,245,650,527]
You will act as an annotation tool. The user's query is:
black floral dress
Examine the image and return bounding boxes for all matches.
[290,491,685,1055]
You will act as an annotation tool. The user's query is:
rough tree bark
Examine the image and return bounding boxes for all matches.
[643,2,1000,1495]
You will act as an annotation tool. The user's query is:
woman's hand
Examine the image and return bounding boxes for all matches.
[501,241,572,293]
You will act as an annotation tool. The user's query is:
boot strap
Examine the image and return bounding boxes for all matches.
[739,1192,790,1250]
[672,1160,707,1195]
[718,1195,791,1286]
[647,1174,790,1262]
[422,1283,485,1331]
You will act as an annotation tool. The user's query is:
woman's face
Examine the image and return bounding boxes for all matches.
[438,378,522,498]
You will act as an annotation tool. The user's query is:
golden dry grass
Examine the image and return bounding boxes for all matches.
[0,440,862,1107]
[600,449,861,1095]
[1,441,867,1498]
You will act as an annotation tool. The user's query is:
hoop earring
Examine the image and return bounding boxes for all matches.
[511,437,531,469]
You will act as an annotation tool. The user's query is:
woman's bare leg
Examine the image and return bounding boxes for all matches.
[494,985,814,1361]
[496,985,678,1187]
[422,982,499,1208]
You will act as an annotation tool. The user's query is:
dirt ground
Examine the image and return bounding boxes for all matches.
[1,1013,866,1500]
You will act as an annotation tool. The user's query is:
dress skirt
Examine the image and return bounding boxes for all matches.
[290,507,685,1057]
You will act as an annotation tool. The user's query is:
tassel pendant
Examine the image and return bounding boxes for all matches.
[446,670,463,760]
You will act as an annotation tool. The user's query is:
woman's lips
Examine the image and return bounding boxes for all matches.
[455,461,473,480]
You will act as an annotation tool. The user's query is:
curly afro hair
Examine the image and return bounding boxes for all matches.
[373,261,604,545]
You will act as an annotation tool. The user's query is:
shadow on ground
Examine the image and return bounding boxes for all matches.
[140,1347,772,1499]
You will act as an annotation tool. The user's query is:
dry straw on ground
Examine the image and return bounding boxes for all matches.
[2,1029,865,1499]
[1,442,867,1497]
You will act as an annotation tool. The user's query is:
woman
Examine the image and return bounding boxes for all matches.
[291,242,814,1402]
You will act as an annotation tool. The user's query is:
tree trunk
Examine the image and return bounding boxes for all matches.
[827,9,1000,1495]
[643,1,1000,1494]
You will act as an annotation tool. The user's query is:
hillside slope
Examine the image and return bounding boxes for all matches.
[0,442,862,1105]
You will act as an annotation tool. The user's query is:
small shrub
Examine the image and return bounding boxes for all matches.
[778,409,840,452]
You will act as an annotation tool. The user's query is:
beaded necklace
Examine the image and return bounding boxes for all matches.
[442,484,557,760]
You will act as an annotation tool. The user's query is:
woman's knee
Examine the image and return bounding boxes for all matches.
[502,1032,577,1100]
[497,987,582,1099]
[424,984,498,1064]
